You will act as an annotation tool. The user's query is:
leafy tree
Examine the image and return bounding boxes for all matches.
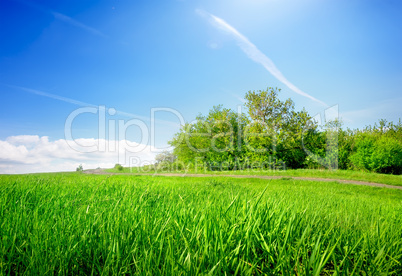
[244,87,294,131]
[169,105,249,169]
[244,88,316,169]
[76,164,83,172]
[337,128,355,170]
[349,120,402,174]
[155,151,177,164]
[114,164,123,171]
[168,86,401,174]
[170,88,320,170]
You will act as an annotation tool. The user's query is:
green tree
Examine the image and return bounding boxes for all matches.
[169,105,249,169]
[114,164,123,171]
[155,151,177,164]
[169,87,401,174]
[244,88,315,169]
[349,120,402,174]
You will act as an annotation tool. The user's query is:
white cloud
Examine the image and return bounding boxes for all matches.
[0,135,158,174]
[197,9,328,107]
[6,135,41,147]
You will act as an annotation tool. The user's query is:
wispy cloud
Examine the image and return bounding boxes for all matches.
[51,12,108,38]
[340,97,402,125]
[197,9,327,107]
[7,85,182,128]
[10,85,96,107]
[15,0,107,38]
[232,94,246,104]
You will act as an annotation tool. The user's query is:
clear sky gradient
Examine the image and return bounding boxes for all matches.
[1,0,401,173]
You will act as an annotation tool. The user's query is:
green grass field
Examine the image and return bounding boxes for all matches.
[1,173,402,274]
[105,167,402,186]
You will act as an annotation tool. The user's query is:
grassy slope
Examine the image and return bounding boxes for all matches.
[1,173,402,274]
[104,167,402,186]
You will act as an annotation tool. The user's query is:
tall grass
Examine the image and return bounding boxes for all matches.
[105,167,402,186]
[1,174,401,274]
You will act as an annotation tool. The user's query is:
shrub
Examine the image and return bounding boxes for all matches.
[370,136,402,174]
[350,135,402,174]
[114,164,124,171]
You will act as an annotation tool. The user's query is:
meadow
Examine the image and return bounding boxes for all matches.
[105,167,402,186]
[1,173,402,275]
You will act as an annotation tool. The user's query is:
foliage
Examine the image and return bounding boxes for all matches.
[169,105,250,169]
[155,151,176,164]
[155,151,177,172]
[337,128,355,170]
[170,88,320,170]
[350,133,402,174]
[114,163,124,171]
[168,87,401,174]
[76,164,83,172]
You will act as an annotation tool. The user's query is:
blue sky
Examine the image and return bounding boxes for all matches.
[0,0,401,173]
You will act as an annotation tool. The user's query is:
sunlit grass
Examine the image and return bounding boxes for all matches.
[104,167,402,186]
[1,173,401,274]
[203,169,402,186]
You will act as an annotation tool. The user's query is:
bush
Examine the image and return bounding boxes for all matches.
[76,164,83,172]
[350,135,402,174]
[370,136,402,174]
[114,164,124,171]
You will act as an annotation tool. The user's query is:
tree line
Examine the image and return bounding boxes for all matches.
[165,87,401,174]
